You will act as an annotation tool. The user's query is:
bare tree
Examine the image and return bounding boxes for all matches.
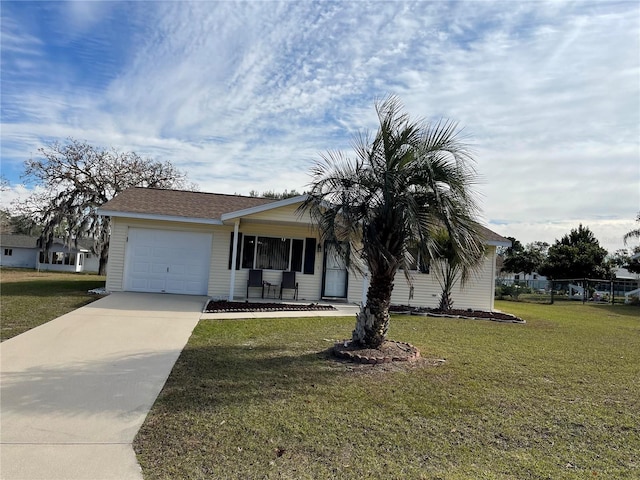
[21,139,192,274]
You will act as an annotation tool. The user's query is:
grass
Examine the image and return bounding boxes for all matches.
[0,267,106,341]
[134,301,640,479]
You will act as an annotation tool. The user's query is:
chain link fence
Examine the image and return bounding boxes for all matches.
[496,277,640,305]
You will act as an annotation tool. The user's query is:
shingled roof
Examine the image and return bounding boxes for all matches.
[99,187,510,246]
[99,187,278,220]
[475,224,511,247]
[0,234,39,248]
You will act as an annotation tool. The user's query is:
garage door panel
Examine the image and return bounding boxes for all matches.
[124,228,212,295]
[151,263,169,274]
[132,262,149,273]
[169,264,185,275]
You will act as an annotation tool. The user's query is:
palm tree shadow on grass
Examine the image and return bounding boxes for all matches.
[151,344,350,412]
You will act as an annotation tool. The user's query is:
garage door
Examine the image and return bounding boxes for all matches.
[124,228,212,295]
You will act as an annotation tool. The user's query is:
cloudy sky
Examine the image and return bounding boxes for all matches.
[1,0,638,252]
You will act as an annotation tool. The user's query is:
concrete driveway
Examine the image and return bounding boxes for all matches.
[0,292,205,480]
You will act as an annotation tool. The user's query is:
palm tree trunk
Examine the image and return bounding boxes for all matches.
[353,271,394,348]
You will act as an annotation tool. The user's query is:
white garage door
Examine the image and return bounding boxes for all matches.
[124,228,212,295]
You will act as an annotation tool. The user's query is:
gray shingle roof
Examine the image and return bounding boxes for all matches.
[0,234,39,248]
[99,187,278,220]
[99,187,510,246]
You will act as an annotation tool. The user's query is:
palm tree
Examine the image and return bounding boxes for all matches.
[431,228,486,311]
[302,95,483,348]
[623,212,640,245]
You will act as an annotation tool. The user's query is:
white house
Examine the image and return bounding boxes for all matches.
[98,187,511,311]
[0,234,100,273]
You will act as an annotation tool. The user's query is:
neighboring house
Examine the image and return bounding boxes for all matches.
[0,235,39,269]
[0,234,100,273]
[498,271,549,291]
[98,187,511,311]
[611,266,640,297]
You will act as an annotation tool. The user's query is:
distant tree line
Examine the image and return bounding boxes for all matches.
[500,222,640,280]
[248,189,305,199]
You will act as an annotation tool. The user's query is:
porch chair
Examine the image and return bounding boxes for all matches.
[247,269,265,298]
[280,271,299,300]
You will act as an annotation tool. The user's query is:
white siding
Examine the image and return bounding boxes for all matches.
[241,204,314,225]
[1,247,37,268]
[105,214,498,310]
[348,246,498,311]
[105,217,325,300]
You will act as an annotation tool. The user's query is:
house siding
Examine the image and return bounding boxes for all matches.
[103,197,502,310]
[1,247,37,268]
[347,246,498,311]
[239,204,314,225]
[105,217,325,300]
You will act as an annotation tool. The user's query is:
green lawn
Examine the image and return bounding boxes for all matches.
[134,301,640,479]
[0,268,106,341]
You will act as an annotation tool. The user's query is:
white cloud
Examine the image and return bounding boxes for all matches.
[1,0,638,252]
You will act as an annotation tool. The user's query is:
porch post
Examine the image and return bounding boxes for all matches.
[228,220,240,301]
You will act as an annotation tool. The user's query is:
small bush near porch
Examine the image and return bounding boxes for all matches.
[134,301,639,479]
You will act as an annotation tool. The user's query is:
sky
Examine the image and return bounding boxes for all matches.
[1,0,638,253]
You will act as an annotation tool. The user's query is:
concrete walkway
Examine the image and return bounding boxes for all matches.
[1,293,360,479]
[0,292,205,480]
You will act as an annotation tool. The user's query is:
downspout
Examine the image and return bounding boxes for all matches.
[489,245,497,311]
[228,219,240,301]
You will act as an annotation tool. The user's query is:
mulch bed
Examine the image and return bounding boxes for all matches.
[204,300,337,313]
[389,305,525,323]
[333,339,422,364]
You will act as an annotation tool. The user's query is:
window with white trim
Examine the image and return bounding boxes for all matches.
[4,248,12,256]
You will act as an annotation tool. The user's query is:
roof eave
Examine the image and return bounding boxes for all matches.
[485,239,512,247]
[98,209,223,225]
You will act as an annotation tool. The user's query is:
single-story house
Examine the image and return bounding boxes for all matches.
[0,234,100,273]
[99,187,510,311]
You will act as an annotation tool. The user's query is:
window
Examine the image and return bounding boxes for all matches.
[404,244,430,273]
[53,252,65,265]
[4,248,12,256]
[39,251,50,264]
[238,235,305,272]
[514,274,520,280]
[256,237,290,270]
[241,235,255,269]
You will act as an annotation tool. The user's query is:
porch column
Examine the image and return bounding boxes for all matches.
[228,220,240,300]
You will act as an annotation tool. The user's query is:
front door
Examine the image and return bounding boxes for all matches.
[323,242,347,298]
